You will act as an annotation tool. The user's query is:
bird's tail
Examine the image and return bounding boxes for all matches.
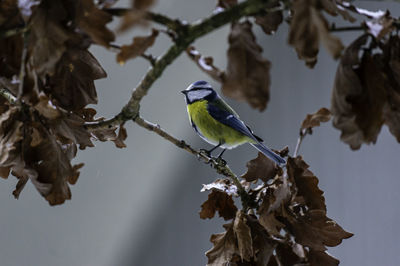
[251,143,286,166]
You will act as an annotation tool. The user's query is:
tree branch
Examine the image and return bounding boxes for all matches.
[86,0,275,131]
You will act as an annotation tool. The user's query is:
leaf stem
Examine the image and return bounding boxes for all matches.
[17,31,29,101]
[0,88,16,103]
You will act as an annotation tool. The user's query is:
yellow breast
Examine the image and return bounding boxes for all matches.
[187,100,251,148]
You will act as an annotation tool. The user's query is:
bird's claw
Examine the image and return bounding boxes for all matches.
[215,157,227,166]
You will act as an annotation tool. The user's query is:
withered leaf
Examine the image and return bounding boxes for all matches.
[117,29,159,65]
[233,211,253,261]
[29,6,69,75]
[133,0,156,10]
[331,35,386,149]
[308,249,339,266]
[49,112,94,150]
[34,93,61,120]
[186,46,225,82]
[258,212,284,237]
[0,166,10,178]
[117,0,156,32]
[0,107,23,167]
[113,123,128,148]
[288,0,344,68]
[300,107,331,131]
[49,49,107,110]
[275,243,303,265]
[242,152,278,183]
[254,1,283,35]
[217,0,237,9]
[76,0,115,47]
[200,190,237,220]
[366,14,394,40]
[284,209,353,251]
[223,21,271,111]
[206,223,239,266]
[287,156,326,211]
[32,130,81,206]
[255,11,283,35]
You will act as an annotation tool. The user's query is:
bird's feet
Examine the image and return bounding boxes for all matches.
[215,157,227,166]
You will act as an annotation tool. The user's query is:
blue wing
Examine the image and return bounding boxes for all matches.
[206,99,257,141]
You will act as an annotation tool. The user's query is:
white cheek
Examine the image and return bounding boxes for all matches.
[187,90,211,102]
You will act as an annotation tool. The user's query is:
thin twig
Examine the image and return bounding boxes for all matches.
[104,8,183,32]
[0,25,28,39]
[329,25,365,32]
[133,116,244,190]
[17,32,29,101]
[0,88,16,104]
[140,53,157,66]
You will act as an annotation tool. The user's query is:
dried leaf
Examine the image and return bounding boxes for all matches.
[288,0,344,68]
[186,46,225,82]
[113,123,128,148]
[117,0,155,32]
[233,211,253,261]
[206,223,239,266]
[133,0,156,10]
[200,190,237,220]
[242,152,278,183]
[34,93,61,120]
[308,250,339,266]
[275,243,303,265]
[29,6,69,75]
[300,108,331,131]
[284,209,353,251]
[287,156,326,211]
[258,212,284,237]
[255,11,283,35]
[0,166,10,178]
[331,35,386,149]
[0,107,24,167]
[117,29,159,65]
[49,49,107,110]
[366,14,394,40]
[217,0,237,9]
[76,0,115,47]
[49,112,94,150]
[223,21,271,111]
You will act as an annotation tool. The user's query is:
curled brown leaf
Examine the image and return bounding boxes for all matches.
[242,152,278,183]
[117,29,159,65]
[223,21,271,111]
[200,190,237,220]
[300,107,332,132]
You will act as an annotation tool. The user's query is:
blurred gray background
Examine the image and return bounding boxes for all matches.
[1,1,399,265]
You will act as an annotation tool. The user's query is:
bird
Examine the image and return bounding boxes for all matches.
[181,80,286,166]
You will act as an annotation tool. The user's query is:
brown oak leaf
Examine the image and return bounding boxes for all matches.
[287,156,326,211]
[75,0,115,47]
[242,152,278,183]
[223,21,271,111]
[300,107,331,132]
[117,29,159,65]
[233,211,253,261]
[284,209,353,251]
[288,0,344,68]
[331,34,386,149]
[200,190,237,220]
[206,223,239,266]
[49,49,107,110]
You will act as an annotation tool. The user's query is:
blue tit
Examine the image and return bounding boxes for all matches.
[181,80,286,166]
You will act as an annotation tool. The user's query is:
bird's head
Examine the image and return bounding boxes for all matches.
[181,81,217,104]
